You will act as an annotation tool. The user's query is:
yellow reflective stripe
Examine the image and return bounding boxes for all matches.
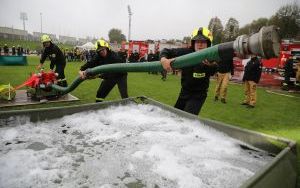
[193,72,206,78]
[192,28,199,38]
[202,27,213,42]
[95,97,104,101]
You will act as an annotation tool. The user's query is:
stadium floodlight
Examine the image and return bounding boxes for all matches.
[40,13,43,33]
[20,12,28,31]
[127,5,132,42]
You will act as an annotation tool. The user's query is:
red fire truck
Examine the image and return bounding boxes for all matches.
[121,41,160,59]
[262,39,300,72]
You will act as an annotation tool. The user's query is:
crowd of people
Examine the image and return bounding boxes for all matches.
[0,44,30,56]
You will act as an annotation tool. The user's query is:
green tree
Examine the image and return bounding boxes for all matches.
[223,17,239,42]
[239,18,269,35]
[268,3,300,39]
[183,36,191,44]
[208,17,223,45]
[108,28,126,43]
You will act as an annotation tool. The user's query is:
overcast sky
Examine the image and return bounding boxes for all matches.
[0,0,298,40]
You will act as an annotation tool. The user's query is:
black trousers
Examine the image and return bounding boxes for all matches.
[174,90,207,115]
[54,63,67,87]
[96,76,128,102]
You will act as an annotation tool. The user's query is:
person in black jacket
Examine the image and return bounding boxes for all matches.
[128,50,139,63]
[214,58,234,103]
[3,44,9,55]
[118,48,128,63]
[282,56,296,90]
[38,35,67,87]
[160,27,218,115]
[12,46,16,55]
[241,56,262,108]
[79,39,128,103]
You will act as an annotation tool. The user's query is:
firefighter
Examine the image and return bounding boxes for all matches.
[147,50,158,74]
[282,56,296,90]
[241,55,262,108]
[214,57,234,103]
[78,39,128,102]
[128,50,139,63]
[294,56,300,88]
[118,48,128,63]
[160,27,218,115]
[37,34,68,87]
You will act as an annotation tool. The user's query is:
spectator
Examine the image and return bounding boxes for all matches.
[241,56,262,108]
[12,46,16,55]
[3,44,9,55]
[17,45,22,56]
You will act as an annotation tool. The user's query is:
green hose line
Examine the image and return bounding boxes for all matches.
[51,45,223,95]
[172,45,221,69]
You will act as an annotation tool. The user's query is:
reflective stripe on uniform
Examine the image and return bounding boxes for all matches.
[193,72,206,78]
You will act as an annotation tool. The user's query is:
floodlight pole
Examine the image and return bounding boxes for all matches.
[127,5,132,42]
[40,13,43,33]
[20,12,28,31]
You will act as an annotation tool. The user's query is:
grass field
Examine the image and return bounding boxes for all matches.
[1,56,300,186]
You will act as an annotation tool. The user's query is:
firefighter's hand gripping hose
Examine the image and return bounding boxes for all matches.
[51,26,280,95]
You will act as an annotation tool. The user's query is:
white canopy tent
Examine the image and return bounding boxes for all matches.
[77,42,95,50]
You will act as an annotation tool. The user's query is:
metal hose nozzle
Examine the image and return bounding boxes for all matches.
[233,26,280,59]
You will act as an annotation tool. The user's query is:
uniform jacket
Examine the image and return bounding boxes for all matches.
[242,57,262,83]
[40,43,66,69]
[160,47,217,94]
[80,50,127,79]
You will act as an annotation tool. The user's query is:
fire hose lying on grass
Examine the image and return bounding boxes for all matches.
[0,26,279,101]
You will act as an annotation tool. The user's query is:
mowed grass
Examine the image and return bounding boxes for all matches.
[1,56,300,186]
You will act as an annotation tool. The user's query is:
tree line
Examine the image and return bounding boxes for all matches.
[108,3,299,45]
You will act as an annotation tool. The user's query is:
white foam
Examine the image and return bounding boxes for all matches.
[0,103,274,188]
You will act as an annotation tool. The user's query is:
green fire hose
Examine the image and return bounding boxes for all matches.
[51,26,280,95]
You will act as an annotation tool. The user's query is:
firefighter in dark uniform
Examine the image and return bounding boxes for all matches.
[282,56,296,90]
[78,39,128,103]
[241,56,262,108]
[118,48,128,63]
[37,35,68,87]
[147,50,157,74]
[160,27,218,115]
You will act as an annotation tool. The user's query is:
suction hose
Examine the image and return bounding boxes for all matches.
[52,26,280,95]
